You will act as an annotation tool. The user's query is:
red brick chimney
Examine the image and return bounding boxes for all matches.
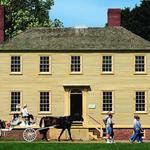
[0,5,4,43]
[108,9,121,27]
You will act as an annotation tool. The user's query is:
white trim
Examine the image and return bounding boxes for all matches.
[134,55,146,74]
[101,55,114,74]
[10,55,23,74]
[63,84,90,87]
[39,55,52,74]
[38,91,52,114]
[70,55,83,74]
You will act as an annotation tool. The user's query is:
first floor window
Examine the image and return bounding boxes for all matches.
[11,91,21,112]
[136,91,145,112]
[11,56,21,72]
[40,92,50,112]
[71,56,81,72]
[103,91,112,111]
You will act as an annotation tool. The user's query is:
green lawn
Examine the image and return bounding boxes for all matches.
[0,142,149,150]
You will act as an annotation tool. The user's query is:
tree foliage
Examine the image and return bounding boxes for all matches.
[1,0,63,39]
[121,0,150,41]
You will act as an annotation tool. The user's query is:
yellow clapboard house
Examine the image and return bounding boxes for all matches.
[0,7,150,140]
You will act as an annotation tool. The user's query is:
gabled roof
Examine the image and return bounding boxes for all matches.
[0,27,150,51]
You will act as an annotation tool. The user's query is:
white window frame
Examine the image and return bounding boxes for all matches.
[134,55,146,74]
[39,91,51,114]
[101,55,113,74]
[135,91,147,113]
[39,56,51,74]
[102,91,114,113]
[70,55,82,74]
[10,55,22,74]
[10,91,22,113]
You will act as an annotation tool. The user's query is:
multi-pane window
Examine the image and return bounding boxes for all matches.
[11,56,21,72]
[135,91,145,112]
[40,92,50,112]
[135,56,145,72]
[103,91,112,111]
[71,56,81,72]
[11,92,21,112]
[102,56,112,72]
[40,56,50,73]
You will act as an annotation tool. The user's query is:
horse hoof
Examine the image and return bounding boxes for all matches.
[58,139,60,142]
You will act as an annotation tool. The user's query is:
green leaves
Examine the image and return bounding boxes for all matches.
[121,0,150,41]
[3,0,63,39]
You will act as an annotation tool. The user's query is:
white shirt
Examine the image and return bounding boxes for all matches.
[106,117,112,128]
[21,108,28,117]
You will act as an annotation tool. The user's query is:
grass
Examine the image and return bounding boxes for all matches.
[0,142,149,150]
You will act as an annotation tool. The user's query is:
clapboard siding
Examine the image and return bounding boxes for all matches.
[0,52,150,127]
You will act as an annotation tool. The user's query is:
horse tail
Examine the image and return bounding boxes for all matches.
[39,117,45,127]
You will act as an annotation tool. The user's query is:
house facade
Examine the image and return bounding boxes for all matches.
[1,6,150,140]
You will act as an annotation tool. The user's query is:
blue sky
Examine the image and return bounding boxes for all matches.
[49,0,141,27]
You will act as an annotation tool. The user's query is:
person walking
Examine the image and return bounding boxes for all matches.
[129,115,143,143]
[106,113,115,143]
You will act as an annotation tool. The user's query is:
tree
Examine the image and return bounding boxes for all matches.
[121,0,150,41]
[1,0,63,39]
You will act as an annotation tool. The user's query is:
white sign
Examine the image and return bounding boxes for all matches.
[88,104,96,109]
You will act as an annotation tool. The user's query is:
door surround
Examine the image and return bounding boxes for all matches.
[63,84,90,126]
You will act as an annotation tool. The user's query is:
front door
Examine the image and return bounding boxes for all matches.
[70,89,82,121]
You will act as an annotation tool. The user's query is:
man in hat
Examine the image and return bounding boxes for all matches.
[21,104,28,118]
[21,104,29,125]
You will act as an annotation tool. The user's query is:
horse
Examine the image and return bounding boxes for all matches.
[0,120,6,129]
[39,115,83,141]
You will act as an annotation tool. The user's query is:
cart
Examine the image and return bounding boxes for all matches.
[0,121,56,142]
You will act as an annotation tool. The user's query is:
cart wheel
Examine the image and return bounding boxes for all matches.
[23,128,36,142]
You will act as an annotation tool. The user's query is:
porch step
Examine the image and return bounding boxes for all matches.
[88,127,105,140]
[88,132,98,140]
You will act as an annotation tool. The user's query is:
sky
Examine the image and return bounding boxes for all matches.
[49,0,141,27]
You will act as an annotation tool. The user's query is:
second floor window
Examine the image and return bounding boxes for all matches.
[135,91,145,112]
[71,56,81,73]
[103,91,112,112]
[11,56,21,72]
[40,92,50,112]
[11,91,21,112]
[40,56,50,73]
[135,56,145,72]
[102,56,112,72]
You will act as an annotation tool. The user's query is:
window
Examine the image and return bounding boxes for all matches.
[71,56,81,73]
[103,91,112,112]
[11,56,21,73]
[11,92,21,112]
[135,56,145,72]
[102,56,112,72]
[40,92,50,112]
[135,91,145,112]
[40,56,50,73]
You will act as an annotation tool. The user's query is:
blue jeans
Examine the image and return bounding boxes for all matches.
[130,129,143,142]
[107,126,112,135]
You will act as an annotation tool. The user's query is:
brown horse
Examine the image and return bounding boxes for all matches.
[0,120,6,129]
[39,115,83,141]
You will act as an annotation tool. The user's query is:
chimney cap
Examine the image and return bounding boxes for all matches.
[108,8,121,12]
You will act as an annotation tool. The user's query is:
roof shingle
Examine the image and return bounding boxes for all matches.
[0,27,150,50]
